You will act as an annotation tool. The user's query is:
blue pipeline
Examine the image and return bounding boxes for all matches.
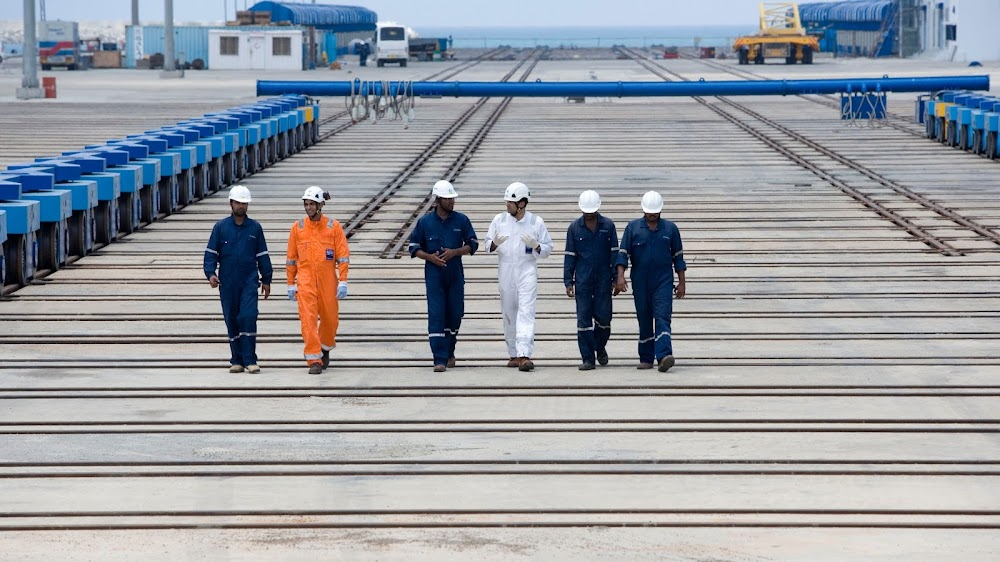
[257,75,990,98]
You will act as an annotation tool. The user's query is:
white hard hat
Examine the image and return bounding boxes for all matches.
[228,185,252,203]
[302,185,326,203]
[504,181,530,202]
[578,190,601,213]
[432,180,458,199]
[641,191,663,214]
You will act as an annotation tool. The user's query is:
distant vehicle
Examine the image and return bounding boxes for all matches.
[38,20,81,70]
[374,22,408,67]
[733,3,818,65]
[409,37,452,61]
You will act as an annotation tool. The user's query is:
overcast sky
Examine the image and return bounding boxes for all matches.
[5,0,763,27]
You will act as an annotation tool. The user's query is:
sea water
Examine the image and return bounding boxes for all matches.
[414,25,755,50]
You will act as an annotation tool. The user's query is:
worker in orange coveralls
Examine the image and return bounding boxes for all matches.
[286,186,351,374]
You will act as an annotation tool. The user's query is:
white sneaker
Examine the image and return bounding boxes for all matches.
[246,364,261,374]
[229,365,244,373]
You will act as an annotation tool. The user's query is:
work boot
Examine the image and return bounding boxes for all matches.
[578,362,596,371]
[229,365,244,373]
[308,363,323,375]
[447,357,456,369]
[658,355,675,372]
[321,350,330,370]
[596,349,609,366]
[246,364,261,374]
[518,358,535,372]
[507,357,520,368]
[637,362,654,370]
[433,364,447,373]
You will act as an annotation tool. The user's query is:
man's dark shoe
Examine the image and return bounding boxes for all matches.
[518,358,535,372]
[658,355,675,372]
[507,357,520,368]
[578,362,596,371]
[447,357,456,369]
[637,362,654,370]
[433,364,447,373]
[596,350,609,366]
[308,363,323,375]
[321,350,330,370]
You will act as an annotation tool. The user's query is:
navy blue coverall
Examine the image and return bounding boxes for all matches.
[563,214,618,364]
[616,218,686,364]
[408,210,479,366]
[357,42,370,66]
[204,216,273,367]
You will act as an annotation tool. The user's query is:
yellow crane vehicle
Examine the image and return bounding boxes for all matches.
[734,3,819,65]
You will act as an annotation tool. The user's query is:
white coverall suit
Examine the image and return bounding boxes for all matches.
[485,211,553,358]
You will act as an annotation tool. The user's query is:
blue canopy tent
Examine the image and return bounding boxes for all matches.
[800,0,898,57]
[248,2,378,65]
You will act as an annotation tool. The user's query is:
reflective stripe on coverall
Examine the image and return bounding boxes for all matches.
[564,214,618,363]
[616,218,686,364]
[408,210,479,366]
[286,217,350,364]
[204,216,273,367]
[484,211,553,358]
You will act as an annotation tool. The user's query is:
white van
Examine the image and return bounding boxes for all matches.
[374,22,408,67]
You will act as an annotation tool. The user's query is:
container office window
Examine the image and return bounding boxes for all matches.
[272,37,291,56]
[945,24,956,42]
[220,36,239,56]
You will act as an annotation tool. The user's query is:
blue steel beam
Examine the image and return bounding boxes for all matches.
[257,75,989,98]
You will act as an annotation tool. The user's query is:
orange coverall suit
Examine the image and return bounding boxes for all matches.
[286,216,350,364]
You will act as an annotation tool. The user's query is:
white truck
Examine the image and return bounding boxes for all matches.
[374,22,408,67]
[39,20,81,70]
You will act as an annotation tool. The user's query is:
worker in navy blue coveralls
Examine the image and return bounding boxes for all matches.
[408,180,479,372]
[204,185,273,374]
[616,191,687,372]
[564,190,619,371]
[357,41,370,66]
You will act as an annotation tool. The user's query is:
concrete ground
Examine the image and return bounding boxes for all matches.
[0,52,999,560]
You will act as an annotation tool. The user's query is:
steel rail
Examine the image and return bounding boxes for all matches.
[343,48,547,238]
[712,97,1000,248]
[3,390,997,399]
[380,53,547,258]
[679,51,924,134]
[3,427,999,435]
[3,415,999,425]
[1,467,997,478]
[643,49,1000,247]
[618,48,964,256]
[3,512,999,531]
[4,385,998,392]
[4,458,998,467]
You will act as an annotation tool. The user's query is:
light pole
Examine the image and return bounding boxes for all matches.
[161,0,182,77]
[17,0,42,99]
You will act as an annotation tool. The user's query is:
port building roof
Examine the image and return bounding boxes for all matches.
[248,2,377,29]
[800,0,895,23]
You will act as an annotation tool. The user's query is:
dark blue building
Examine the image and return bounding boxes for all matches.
[800,0,898,57]
[248,2,378,65]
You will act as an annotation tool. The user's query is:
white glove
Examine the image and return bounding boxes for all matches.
[493,235,509,248]
[337,281,348,300]
[520,233,539,250]
[287,285,297,301]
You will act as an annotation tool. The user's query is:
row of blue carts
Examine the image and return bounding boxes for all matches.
[924,91,1000,157]
[0,94,320,294]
